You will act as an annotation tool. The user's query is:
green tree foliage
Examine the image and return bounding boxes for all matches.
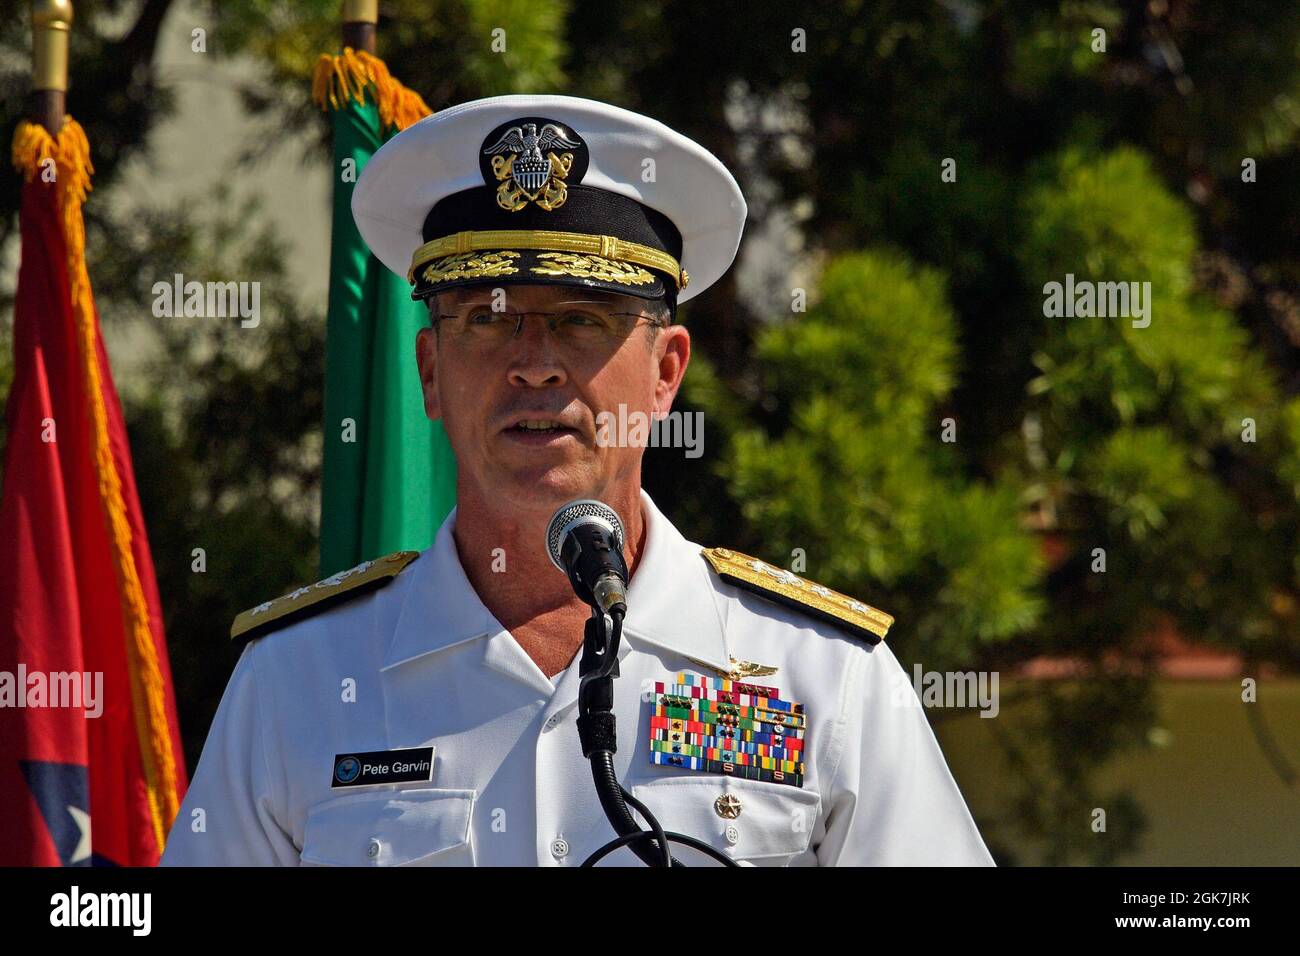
[699,250,1043,666]
[1019,147,1298,670]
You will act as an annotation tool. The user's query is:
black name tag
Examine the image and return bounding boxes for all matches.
[331,747,436,789]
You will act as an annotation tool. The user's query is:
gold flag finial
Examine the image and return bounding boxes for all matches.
[343,0,378,24]
[32,0,73,93]
[341,0,378,54]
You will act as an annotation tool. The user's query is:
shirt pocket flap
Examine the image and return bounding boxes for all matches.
[628,775,821,864]
[301,787,476,866]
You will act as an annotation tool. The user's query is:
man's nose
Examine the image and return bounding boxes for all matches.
[506,317,567,388]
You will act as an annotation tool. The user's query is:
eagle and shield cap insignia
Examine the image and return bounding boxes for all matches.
[478,116,590,212]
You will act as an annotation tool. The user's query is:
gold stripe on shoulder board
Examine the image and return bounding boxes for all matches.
[700,547,894,643]
[230,551,421,644]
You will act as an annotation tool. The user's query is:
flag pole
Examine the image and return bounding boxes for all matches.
[31,0,71,133]
[342,0,377,54]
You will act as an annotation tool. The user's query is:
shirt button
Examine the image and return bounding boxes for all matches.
[544,715,559,731]
[724,824,740,846]
[367,839,381,859]
[550,837,570,860]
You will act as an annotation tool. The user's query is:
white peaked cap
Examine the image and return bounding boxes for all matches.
[352,94,748,305]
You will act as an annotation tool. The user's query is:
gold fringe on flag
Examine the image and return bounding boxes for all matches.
[312,47,431,132]
[12,117,180,856]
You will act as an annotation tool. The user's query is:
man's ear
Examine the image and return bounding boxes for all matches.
[653,324,690,418]
[416,326,442,421]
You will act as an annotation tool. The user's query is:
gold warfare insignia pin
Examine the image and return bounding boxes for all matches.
[684,656,780,682]
[479,116,588,213]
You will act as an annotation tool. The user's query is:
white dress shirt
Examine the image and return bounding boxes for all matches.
[160,491,993,866]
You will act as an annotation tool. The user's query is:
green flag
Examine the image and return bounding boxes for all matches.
[315,50,456,577]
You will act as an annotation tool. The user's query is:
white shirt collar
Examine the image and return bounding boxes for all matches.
[383,489,731,673]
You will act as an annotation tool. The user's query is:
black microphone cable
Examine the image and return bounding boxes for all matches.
[575,605,738,868]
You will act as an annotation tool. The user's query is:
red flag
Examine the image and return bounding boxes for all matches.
[0,118,186,866]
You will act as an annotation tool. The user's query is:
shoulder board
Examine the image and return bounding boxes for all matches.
[701,547,894,644]
[230,551,421,645]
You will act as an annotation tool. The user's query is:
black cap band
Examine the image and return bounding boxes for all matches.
[412,185,686,303]
[423,185,683,261]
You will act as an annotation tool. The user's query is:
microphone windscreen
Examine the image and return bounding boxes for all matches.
[545,499,626,571]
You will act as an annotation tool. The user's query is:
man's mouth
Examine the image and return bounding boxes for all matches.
[501,415,583,441]
[511,419,567,433]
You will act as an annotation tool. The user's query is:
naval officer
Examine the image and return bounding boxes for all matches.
[160,94,994,867]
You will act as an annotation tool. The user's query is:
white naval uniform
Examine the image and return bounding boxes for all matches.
[160,491,993,867]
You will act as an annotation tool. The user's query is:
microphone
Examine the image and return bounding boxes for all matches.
[546,499,629,614]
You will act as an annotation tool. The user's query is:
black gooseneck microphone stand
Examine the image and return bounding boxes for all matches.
[547,499,737,866]
[574,604,738,867]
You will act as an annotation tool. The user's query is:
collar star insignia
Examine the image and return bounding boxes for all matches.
[685,655,779,682]
[714,793,743,819]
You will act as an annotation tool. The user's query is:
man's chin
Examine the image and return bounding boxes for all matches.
[491,463,602,512]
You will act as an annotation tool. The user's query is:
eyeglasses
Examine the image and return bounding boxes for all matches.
[430,302,668,349]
